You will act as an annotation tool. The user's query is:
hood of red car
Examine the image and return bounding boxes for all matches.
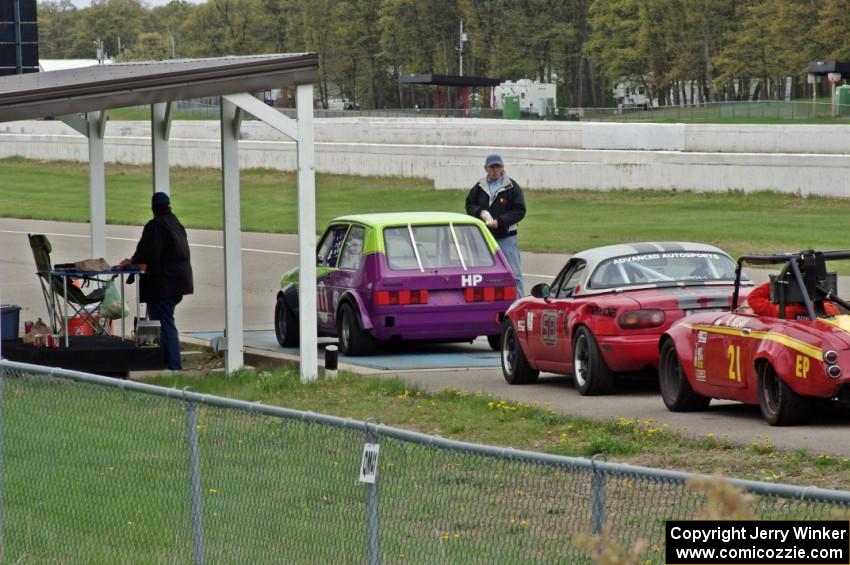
[813,316,850,349]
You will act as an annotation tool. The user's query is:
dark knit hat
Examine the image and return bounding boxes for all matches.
[152,192,170,211]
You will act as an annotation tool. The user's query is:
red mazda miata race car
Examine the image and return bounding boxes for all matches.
[659,250,850,426]
[500,242,750,395]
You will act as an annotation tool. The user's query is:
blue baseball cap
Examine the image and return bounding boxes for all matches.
[484,154,504,168]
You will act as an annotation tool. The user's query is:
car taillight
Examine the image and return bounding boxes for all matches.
[618,309,665,329]
[373,289,429,306]
[464,286,516,302]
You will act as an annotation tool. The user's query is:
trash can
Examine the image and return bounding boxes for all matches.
[502,95,520,120]
[1,304,21,341]
[837,85,850,117]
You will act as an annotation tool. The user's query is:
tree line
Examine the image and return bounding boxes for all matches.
[37,0,850,109]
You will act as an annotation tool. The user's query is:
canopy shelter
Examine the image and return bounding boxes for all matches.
[399,74,500,114]
[806,60,850,79]
[0,53,322,380]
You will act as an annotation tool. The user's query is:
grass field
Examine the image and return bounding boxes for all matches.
[106,106,219,121]
[6,366,849,563]
[3,157,850,262]
[143,368,850,490]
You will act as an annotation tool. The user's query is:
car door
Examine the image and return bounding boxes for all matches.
[534,261,587,371]
[702,313,751,390]
[326,224,366,329]
[316,224,350,332]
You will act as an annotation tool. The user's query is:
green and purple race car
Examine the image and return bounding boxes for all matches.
[275,212,518,355]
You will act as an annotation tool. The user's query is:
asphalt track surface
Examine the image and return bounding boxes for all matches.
[3,218,850,458]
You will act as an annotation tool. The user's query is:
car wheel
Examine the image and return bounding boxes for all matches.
[572,326,614,396]
[487,334,501,351]
[658,339,710,411]
[274,294,299,347]
[757,362,813,426]
[337,302,376,356]
[501,319,539,385]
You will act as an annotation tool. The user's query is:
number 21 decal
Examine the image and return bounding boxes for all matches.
[727,344,741,382]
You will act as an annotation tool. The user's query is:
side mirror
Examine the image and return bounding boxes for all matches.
[530,283,551,300]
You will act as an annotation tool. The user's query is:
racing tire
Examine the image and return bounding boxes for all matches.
[572,326,614,396]
[338,302,377,356]
[658,339,710,411]
[487,334,501,351]
[501,319,539,385]
[757,362,813,426]
[274,294,299,347]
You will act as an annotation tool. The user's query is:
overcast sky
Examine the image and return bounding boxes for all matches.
[68,0,204,7]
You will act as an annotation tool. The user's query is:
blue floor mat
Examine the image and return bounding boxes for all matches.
[186,330,500,370]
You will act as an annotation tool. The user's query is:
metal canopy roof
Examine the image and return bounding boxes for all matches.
[807,60,850,77]
[399,74,501,87]
[0,52,319,122]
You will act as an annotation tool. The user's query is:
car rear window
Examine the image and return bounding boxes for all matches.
[589,251,738,288]
[384,224,494,270]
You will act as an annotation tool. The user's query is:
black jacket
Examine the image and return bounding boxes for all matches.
[465,175,527,239]
[131,209,194,302]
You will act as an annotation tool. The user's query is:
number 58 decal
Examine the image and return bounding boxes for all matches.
[541,311,558,346]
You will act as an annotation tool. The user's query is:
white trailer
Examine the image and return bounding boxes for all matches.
[493,79,556,117]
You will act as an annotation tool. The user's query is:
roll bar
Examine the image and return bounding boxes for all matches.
[730,250,850,320]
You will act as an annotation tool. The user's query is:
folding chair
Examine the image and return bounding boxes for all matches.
[28,234,108,334]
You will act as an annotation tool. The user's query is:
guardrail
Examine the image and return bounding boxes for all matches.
[1,359,848,563]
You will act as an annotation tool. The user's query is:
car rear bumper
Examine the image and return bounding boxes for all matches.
[370,308,504,341]
[596,334,662,372]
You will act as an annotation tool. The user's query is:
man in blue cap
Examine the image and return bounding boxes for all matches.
[465,153,526,296]
[120,192,193,370]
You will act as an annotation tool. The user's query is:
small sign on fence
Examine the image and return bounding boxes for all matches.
[359,443,380,484]
[828,72,843,84]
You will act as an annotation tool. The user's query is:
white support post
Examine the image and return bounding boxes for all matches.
[87,110,107,259]
[220,98,244,373]
[296,84,318,382]
[151,102,172,195]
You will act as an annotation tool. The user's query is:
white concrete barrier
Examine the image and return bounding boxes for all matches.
[434,152,850,195]
[0,118,848,195]
[583,123,685,151]
[683,124,850,154]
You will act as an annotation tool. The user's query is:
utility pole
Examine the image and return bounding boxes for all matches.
[458,20,467,76]
[94,38,104,64]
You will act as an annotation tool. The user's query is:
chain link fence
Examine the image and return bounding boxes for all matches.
[579,100,849,122]
[133,98,850,123]
[1,359,849,564]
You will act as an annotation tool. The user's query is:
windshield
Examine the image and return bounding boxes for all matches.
[589,251,739,289]
[384,224,494,270]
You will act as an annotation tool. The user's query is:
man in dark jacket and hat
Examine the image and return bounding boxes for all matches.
[465,153,527,295]
[120,192,193,370]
